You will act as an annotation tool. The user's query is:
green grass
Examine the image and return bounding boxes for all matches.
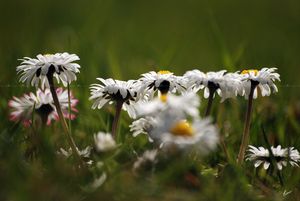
[1,0,300,200]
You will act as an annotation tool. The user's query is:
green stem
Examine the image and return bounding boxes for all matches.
[47,74,83,166]
[237,81,258,165]
[205,86,217,117]
[67,83,72,134]
[111,100,124,139]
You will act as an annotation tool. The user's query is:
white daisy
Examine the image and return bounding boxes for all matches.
[94,132,117,152]
[133,149,158,171]
[150,116,219,154]
[132,93,218,154]
[8,88,78,126]
[240,68,280,99]
[184,69,242,102]
[129,117,156,142]
[246,145,300,170]
[89,78,140,118]
[132,93,201,143]
[134,92,200,118]
[139,70,186,100]
[8,92,37,127]
[17,52,80,89]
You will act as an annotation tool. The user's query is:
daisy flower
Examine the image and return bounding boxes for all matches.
[90,78,141,137]
[184,70,242,100]
[139,70,186,101]
[94,132,117,152]
[184,69,242,116]
[129,117,156,142]
[89,78,140,118]
[150,116,219,154]
[246,145,300,170]
[132,93,218,154]
[132,93,200,141]
[8,88,78,126]
[237,68,280,165]
[134,92,200,118]
[17,52,80,89]
[240,68,280,99]
[16,53,83,163]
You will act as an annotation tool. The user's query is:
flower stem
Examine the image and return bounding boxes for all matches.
[47,74,83,166]
[111,100,123,139]
[67,83,72,134]
[237,81,258,165]
[205,82,217,117]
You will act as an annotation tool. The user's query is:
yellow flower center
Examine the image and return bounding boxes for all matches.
[170,120,194,137]
[160,93,168,102]
[241,69,258,75]
[43,54,53,56]
[158,70,172,75]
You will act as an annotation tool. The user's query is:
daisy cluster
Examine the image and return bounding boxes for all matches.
[10,52,300,175]
[89,68,280,154]
[10,53,81,126]
[89,68,280,117]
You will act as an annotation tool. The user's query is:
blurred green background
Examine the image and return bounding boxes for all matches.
[1,0,300,84]
[1,0,300,200]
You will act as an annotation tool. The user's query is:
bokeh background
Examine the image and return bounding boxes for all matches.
[1,0,300,200]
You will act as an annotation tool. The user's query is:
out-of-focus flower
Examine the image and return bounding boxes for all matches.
[58,146,92,159]
[134,92,200,118]
[133,149,158,171]
[150,116,219,154]
[132,93,218,154]
[184,70,242,102]
[89,78,140,118]
[82,172,107,192]
[8,88,78,126]
[129,117,156,142]
[240,68,280,99]
[139,70,186,100]
[17,53,80,89]
[94,132,117,152]
[246,145,300,170]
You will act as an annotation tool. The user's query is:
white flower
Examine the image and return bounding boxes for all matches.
[133,149,158,171]
[129,117,156,142]
[89,78,140,118]
[246,145,300,170]
[184,69,242,102]
[150,116,219,154]
[8,88,78,126]
[17,53,80,89]
[130,93,206,148]
[58,146,92,158]
[139,70,186,100]
[94,132,117,152]
[240,68,280,99]
[8,92,37,127]
[132,93,218,154]
[134,92,200,118]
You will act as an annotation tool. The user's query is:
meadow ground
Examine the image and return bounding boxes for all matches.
[1,0,300,200]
